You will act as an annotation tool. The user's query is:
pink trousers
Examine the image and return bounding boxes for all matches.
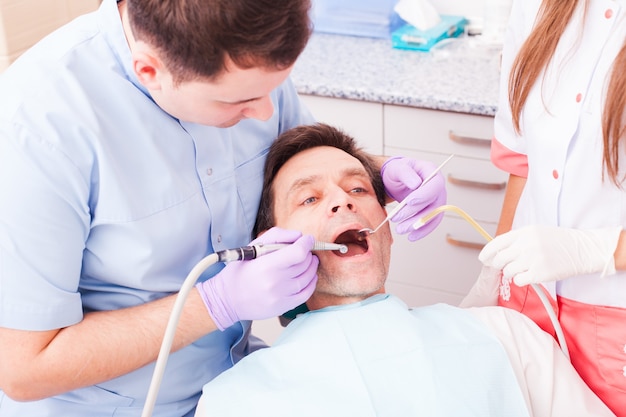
[500,284,626,417]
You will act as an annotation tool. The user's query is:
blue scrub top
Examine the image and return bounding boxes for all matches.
[0,0,313,415]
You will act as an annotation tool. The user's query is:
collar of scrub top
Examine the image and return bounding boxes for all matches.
[279,294,391,326]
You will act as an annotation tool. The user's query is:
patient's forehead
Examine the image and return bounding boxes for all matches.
[275,146,366,189]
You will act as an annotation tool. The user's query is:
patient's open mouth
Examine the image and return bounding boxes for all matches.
[334,229,369,257]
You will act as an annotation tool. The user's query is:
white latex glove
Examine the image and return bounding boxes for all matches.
[479,225,622,286]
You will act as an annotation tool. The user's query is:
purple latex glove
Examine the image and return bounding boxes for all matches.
[381,156,447,241]
[196,227,319,330]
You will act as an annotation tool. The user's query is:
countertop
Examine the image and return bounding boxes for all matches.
[291,33,503,117]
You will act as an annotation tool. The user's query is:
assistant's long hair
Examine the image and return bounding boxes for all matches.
[509,0,626,186]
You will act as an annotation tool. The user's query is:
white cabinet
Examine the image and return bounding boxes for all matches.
[299,94,384,154]
[384,105,507,306]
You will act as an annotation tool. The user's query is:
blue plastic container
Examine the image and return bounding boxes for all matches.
[391,15,468,51]
[311,0,404,38]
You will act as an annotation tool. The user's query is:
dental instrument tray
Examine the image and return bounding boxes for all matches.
[391,15,468,52]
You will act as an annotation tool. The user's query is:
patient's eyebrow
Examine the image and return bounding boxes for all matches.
[287,167,370,195]
[341,167,370,182]
[287,175,320,195]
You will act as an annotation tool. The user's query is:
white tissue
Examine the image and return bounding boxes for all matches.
[394,0,441,31]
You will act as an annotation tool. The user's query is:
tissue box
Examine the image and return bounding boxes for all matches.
[391,15,468,51]
[311,0,404,39]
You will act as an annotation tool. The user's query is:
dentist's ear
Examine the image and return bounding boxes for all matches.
[132,48,164,91]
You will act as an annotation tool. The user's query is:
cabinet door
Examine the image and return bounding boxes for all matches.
[383,105,504,307]
[299,95,383,154]
[384,105,495,158]
[386,148,508,224]
[387,216,497,307]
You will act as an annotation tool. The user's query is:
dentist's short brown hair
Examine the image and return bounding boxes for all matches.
[127,0,312,83]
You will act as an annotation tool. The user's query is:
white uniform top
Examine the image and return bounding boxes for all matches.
[493,0,626,307]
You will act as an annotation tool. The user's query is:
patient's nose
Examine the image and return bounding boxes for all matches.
[332,203,354,213]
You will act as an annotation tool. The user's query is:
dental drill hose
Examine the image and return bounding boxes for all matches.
[141,241,346,417]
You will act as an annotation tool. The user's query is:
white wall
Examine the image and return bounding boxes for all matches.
[0,0,100,71]
[431,0,485,22]
[431,0,513,40]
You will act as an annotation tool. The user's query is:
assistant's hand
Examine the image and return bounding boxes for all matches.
[381,156,447,241]
[479,225,622,286]
[196,227,319,330]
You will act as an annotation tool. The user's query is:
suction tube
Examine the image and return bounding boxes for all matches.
[413,204,570,361]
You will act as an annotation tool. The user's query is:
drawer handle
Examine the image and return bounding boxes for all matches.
[448,131,491,147]
[445,234,485,250]
[447,174,507,190]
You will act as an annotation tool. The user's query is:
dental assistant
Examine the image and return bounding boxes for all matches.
[477,0,626,414]
[0,0,446,415]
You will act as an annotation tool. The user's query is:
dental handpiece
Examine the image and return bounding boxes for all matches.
[142,240,345,417]
[216,241,348,263]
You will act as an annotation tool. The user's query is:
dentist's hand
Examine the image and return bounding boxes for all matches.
[479,225,622,286]
[196,227,319,330]
[381,156,447,241]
